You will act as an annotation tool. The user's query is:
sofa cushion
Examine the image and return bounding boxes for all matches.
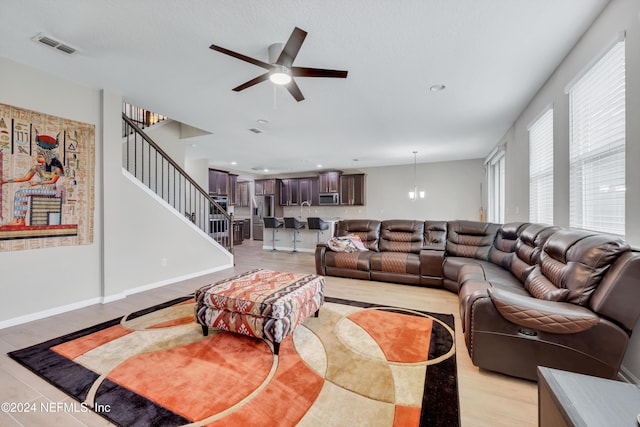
[489,222,529,269]
[446,220,499,261]
[524,268,570,301]
[539,230,630,306]
[379,220,425,253]
[370,252,421,275]
[336,219,381,251]
[424,220,447,250]
[509,224,560,282]
[325,251,373,271]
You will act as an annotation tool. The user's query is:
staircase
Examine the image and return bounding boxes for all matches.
[121,109,233,253]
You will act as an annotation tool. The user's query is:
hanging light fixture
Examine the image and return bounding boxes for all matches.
[409,151,425,200]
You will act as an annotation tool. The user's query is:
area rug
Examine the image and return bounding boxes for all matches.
[8,296,459,427]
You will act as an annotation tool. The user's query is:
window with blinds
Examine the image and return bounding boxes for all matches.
[528,107,553,224]
[486,146,505,224]
[568,37,625,236]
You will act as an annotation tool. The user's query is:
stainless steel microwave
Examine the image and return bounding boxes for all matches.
[319,193,339,205]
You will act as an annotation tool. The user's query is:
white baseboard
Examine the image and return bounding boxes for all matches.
[0,263,233,330]
[0,297,102,330]
[120,263,233,297]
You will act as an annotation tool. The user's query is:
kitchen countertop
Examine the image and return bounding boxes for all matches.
[262,219,336,253]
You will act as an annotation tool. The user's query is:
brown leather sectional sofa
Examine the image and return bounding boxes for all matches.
[314,219,640,381]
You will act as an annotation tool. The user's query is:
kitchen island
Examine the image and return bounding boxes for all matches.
[262,218,336,253]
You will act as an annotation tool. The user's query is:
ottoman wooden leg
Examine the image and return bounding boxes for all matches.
[314,309,320,318]
[201,325,209,336]
[273,342,280,356]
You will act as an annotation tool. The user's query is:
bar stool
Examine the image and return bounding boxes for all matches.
[284,217,305,252]
[307,217,330,244]
[263,217,282,251]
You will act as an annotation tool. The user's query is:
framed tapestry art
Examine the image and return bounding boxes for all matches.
[0,103,95,251]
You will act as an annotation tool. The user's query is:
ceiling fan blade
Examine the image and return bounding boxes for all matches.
[285,79,305,102]
[209,44,271,70]
[275,27,307,68]
[232,72,271,92]
[292,67,348,78]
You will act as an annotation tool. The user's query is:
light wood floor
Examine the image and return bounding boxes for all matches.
[0,240,538,426]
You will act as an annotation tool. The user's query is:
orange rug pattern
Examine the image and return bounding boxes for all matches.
[8,296,459,426]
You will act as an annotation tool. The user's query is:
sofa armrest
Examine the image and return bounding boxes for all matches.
[419,248,444,278]
[315,244,328,275]
[487,287,600,334]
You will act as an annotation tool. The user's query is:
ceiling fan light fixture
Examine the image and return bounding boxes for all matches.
[269,66,292,85]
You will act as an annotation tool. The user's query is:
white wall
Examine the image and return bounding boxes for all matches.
[363,159,484,221]
[279,159,484,222]
[490,0,640,382]
[0,57,232,326]
[0,58,103,323]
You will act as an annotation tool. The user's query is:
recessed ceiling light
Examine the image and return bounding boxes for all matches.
[191,144,197,148]
[316,164,323,168]
[257,119,269,125]
[263,168,269,173]
[231,161,237,165]
[429,84,446,92]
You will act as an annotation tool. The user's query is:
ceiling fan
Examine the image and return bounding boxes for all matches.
[209,27,348,102]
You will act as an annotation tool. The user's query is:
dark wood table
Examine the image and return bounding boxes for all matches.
[538,366,640,427]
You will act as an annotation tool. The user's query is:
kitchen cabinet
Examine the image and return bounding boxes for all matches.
[319,171,341,194]
[236,181,250,207]
[255,179,277,196]
[243,218,251,239]
[279,178,300,206]
[208,169,228,195]
[232,220,244,245]
[298,177,316,205]
[228,174,238,205]
[340,174,365,205]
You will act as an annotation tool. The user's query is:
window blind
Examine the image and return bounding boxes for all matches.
[569,39,625,236]
[528,107,553,224]
[486,147,505,224]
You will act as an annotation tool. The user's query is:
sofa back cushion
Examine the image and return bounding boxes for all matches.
[532,230,630,306]
[336,219,381,251]
[446,220,499,261]
[523,268,571,301]
[424,220,447,250]
[379,220,425,254]
[489,222,529,269]
[510,224,560,282]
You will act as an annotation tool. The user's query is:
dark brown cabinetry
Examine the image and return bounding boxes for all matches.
[255,178,277,196]
[232,220,244,245]
[228,174,237,205]
[319,171,341,194]
[340,174,365,205]
[279,179,300,206]
[236,181,250,207]
[298,177,317,205]
[208,169,229,195]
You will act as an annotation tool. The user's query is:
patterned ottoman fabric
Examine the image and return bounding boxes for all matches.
[194,269,325,352]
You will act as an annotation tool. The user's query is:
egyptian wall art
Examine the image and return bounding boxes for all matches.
[0,103,95,251]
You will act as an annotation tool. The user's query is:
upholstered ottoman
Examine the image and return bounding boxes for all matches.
[194,269,324,355]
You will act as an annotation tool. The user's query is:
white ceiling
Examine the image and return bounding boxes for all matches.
[0,0,609,174]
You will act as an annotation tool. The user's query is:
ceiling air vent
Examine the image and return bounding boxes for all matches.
[248,128,263,134]
[32,33,78,55]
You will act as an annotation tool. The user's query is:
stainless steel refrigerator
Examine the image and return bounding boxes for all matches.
[252,195,275,241]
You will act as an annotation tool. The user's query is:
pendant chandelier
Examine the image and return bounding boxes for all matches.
[409,151,425,200]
